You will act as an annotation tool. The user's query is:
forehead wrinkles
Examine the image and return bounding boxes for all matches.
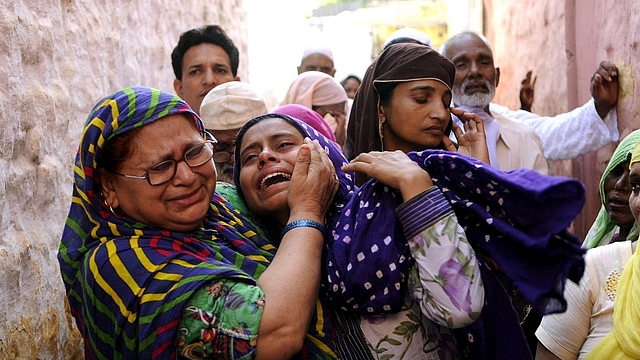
[130,119,200,166]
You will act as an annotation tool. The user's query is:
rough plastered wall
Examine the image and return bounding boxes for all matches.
[482,0,640,238]
[484,1,568,116]
[0,0,246,358]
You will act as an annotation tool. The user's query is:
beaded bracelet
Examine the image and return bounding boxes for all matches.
[281,219,326,238]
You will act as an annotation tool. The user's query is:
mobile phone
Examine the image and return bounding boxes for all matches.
[438,116,455,150]
[444,116,453,137]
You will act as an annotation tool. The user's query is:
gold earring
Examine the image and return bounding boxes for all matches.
[103,198,116,215]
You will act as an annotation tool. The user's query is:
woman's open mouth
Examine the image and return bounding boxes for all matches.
[259,172,291,192]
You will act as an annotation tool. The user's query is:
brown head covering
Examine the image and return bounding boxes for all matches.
[344,43,455,162]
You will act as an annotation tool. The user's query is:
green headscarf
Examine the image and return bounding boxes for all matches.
[583,129,640,248]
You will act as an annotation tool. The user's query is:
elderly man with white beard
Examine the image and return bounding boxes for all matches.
[440,31,621,358]
[438,31,547,173]
[440,31,620,167]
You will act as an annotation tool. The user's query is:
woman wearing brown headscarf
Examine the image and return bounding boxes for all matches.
[344,43,488,185]
[343,43,588,360]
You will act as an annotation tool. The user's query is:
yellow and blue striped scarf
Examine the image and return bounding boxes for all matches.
[58,87,336,359]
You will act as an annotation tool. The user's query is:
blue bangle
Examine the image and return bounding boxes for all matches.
[281,219,326,238]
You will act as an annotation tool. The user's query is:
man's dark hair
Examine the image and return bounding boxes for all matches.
[171,25,240,80]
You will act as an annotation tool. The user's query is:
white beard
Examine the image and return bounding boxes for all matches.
[452,82,496,108]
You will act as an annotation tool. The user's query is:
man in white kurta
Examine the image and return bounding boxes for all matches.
[441,31,619,165]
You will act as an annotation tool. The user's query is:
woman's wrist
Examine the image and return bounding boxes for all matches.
[281,219,327,238]
[287,209,325,224]
[398,166,434,200]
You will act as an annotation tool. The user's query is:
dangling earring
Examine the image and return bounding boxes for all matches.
[378,121,385,151]
[102,197,116,215]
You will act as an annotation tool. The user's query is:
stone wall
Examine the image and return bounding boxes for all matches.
[0,1,246,357]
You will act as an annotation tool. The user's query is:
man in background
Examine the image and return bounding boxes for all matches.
[199,81,268,184]
[171,25,240,113]
[440,31,619,162]
[297,45,336,77]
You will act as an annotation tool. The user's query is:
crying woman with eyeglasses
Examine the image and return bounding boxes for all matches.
[58,86,342,359]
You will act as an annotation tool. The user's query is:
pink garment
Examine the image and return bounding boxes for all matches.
[282,71,348,108]
[273,104,338,144]
[282,71,348,135]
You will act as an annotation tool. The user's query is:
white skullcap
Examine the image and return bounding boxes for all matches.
[301,45,334,62]
[383,27,433,49]
[199,81,268,131]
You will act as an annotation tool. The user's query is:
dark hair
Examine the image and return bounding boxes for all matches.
[376,82,398,107]
[171,25,240,80]
[233,113,306,200]
[340,75,361,86]
[98,129,143,173]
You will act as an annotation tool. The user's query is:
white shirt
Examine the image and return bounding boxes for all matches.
[535,241,633,360]
[489,98,619,161]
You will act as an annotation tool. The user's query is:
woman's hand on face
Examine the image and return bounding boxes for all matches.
[287,138,339,221]
[342,151,433,201]
[449,107,490,164]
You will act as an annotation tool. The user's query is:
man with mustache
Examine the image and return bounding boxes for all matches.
[172,25,241,114]
[441,31,620,356]
[441,31,619,165]
[440,31,547,173]
[297,45,336,77]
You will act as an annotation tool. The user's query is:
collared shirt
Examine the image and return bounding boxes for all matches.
[492,110,549,175]
[453,109,549,174]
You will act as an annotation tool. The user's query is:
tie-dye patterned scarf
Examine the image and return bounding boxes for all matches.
[407,150,586,360]
[233,113,414,315]
[58,87,334,359]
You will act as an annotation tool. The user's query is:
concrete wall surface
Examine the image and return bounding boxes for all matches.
[0,1,246,358]
[484,0,640,238]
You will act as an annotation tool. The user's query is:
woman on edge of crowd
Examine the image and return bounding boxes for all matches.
[535,130,640,360]
[583,130,640,249]
[58,86,343,359]
[585,137,640,359]
[344,42,588,360]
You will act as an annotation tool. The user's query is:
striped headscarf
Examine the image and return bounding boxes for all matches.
[584,129,640,248]
[58,87,279,359]
[586,138,640,360]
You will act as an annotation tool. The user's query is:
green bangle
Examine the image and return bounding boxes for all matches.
[281,219,326,238]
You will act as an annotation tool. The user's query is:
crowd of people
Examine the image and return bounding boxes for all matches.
[57,24,638,360]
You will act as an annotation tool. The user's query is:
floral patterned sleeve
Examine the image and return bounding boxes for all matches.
[177,280,265,359]
[396,187,484,329]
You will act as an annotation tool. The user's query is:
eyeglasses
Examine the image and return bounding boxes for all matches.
[111,132,218,186]
[213,140,235,163]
